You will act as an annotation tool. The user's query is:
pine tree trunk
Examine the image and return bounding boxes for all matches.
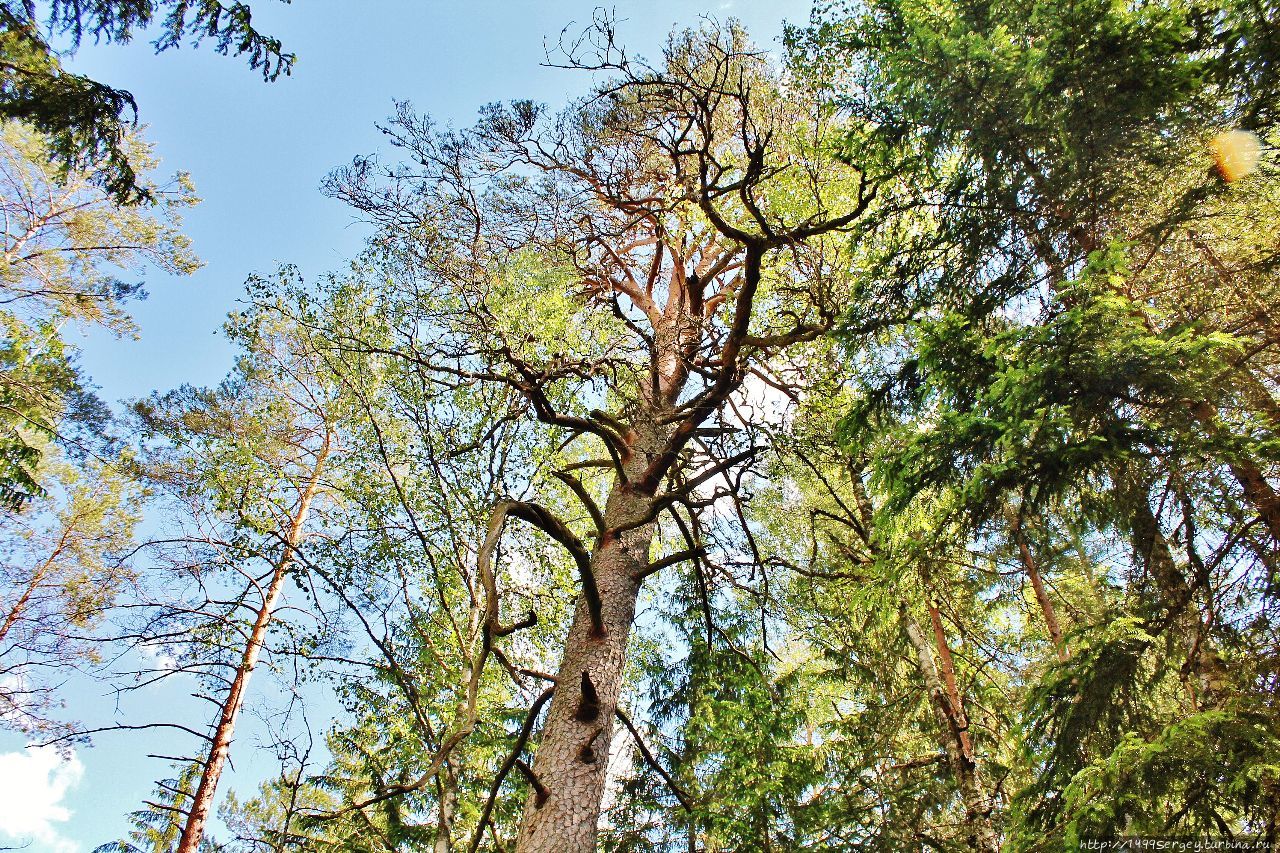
[175,439,329,853]
[0,561,49,646]
[511,292,708,851]
[514,471,656,853]
[1010,516,1068,660]
[927,602,974,759]
[0,529,72,645]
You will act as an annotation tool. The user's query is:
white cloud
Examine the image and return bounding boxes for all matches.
[0,745,85,853]
[136,640,180,675]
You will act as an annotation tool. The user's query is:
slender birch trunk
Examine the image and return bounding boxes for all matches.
[435,771,456,853]
[903,607,1000,853]
[175,435,330,853]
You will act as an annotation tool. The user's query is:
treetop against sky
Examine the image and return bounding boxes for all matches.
[4,3,813,850]
[0,0,1277,850]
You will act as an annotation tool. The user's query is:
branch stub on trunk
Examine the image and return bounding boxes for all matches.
[574,670,602,723]
[516,759,549,808]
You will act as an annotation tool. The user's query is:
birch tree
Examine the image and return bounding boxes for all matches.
[217,262,571,852]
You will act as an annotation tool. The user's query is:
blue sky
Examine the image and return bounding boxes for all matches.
[0,2,812,850]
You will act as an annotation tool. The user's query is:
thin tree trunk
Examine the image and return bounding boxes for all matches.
[1027,162,1280,542]
[1237,367,1280,430]
[175,438,329,853]
[1010,515,1069,661]
[1057,220,1280,544]
[903,607,1000,853]
[435,769,456,853]
[0,561,49,647]
[0,528,73,646]
[927,602,974,761]
[1125,484,1230,708]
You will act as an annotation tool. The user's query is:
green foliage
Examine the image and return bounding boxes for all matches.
[1,0,292,203]
[0,315,80,507]
[0,118,197,506]
[1055,710,1279,842]
[198,260,585,852]
[96,763,221,853]
[20,6,1278,850]
[848,245,1254,524]
[0,121,200,331]
[788,0,1280,843]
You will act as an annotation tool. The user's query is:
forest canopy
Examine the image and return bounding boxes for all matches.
[0,1,1277,851]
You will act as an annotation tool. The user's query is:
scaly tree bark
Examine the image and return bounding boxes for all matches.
[324,21,877,852]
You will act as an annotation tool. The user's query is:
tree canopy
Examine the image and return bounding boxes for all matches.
[1,2,1277,851]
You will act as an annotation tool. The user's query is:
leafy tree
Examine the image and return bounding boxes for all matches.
[767,394,1021,850]
[316,19,879,851]
[0,118,197,506]
[215,258,576,852]
[119,281,348,853]
[0,314,99,508]
[35,1,1280,848]
[0,115,192,742]
[793,0,1280,840]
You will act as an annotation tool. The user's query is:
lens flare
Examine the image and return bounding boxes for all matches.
[1210,130,1262,183]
